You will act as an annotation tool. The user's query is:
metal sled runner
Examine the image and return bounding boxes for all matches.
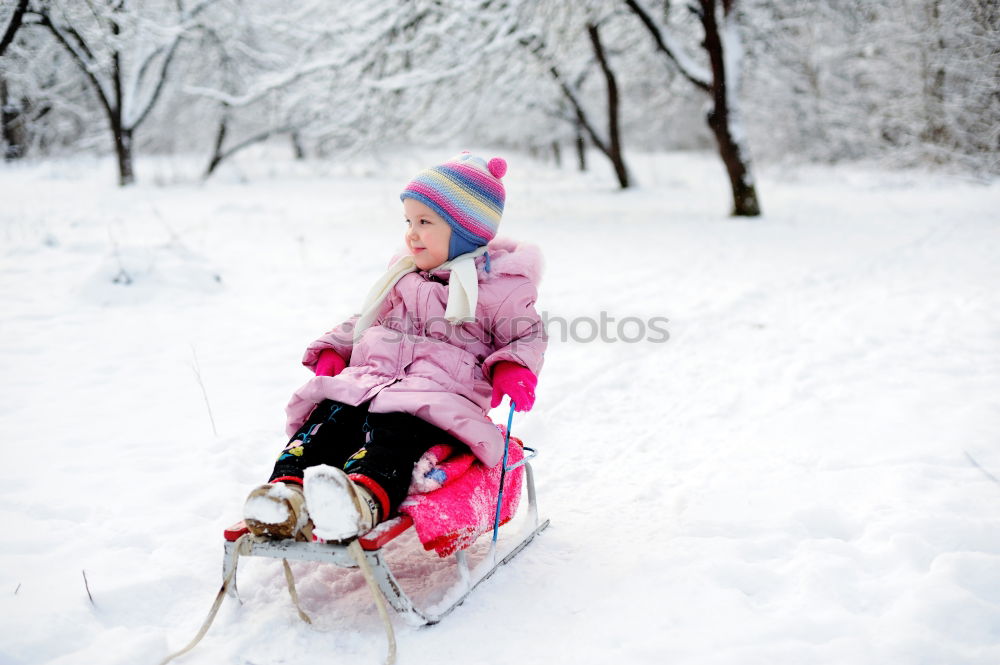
[222,447,549,627]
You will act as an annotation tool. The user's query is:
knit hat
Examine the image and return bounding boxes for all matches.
[400,152,507,260]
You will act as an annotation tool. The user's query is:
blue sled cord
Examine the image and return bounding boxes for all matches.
[491,401,516,559]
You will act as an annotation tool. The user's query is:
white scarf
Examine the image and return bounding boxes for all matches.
[353,245,488,342]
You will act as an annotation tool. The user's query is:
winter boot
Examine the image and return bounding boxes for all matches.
[243,481,313,541]
[303,465,381,542]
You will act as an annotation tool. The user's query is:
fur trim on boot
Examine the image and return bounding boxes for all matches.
[304,465,380,542]
[243,482,313,541]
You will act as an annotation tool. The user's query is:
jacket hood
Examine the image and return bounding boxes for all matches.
[479,236,544,286]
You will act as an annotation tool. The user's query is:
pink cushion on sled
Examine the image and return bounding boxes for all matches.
[400,427,524,557]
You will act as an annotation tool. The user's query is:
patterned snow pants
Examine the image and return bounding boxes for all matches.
[268,399,462,515]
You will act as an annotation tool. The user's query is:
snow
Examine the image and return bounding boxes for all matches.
[720,6,754,183]
[1,150,999,664]
[244,492,290,526]
[660,25,712,89]
[304,465,364,542]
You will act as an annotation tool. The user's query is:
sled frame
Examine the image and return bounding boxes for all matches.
[222,455,549,626]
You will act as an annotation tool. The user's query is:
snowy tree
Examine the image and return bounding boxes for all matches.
[182,2,329,177]
[1,0,30,158]
[462,1,707,173]
[738,0,999,173]
[569,20,631,187]
[2,2,100,161]
[624,0,761,216]
[14,0,219,184]
[187,0,538,177]
[860,0,999,171]
[512,2,636,187]
[4,0,996,182]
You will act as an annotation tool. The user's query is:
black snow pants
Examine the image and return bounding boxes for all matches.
[268,399,463,515]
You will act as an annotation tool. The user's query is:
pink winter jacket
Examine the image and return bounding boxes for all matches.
[285,237,546,468]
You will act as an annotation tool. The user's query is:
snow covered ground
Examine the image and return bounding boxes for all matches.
[1,149,999,665]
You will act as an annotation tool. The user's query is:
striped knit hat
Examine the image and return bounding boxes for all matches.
[400,152,507,260]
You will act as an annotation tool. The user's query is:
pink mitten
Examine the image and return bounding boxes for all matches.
[314,349,347,377]
[489,361,537,412]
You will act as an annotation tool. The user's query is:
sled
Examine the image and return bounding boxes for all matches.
[160,415,547,665]
[221,445,549,627]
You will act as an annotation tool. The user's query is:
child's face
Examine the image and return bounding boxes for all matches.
[403,198,452,271]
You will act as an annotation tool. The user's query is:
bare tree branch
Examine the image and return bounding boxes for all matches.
[622,0,711,91]
[64,24,97,61]
[204,121,302,179]
[0,0,30,57]
[29,9,115,119]
[129,35,181,129]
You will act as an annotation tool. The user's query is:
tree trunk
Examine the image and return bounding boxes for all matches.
[700,0,760,216]
[625,0,761,216]
[707,109,759,216]
[205,113,228,178]
[576,122,587,171]
[114,125,135,186]
[551,140,562,168]
[291,131,305,160]
[587,23,629,188]
[109,94,134,185]
[108,15,135,187]
[921,0,949,149]
[1,77,27,160]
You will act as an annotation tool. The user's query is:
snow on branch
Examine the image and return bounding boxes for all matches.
[183,55,358,107]
[622,0,711,91]
[28,9,114,116]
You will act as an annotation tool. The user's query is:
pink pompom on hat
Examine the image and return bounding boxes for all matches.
[400,152,508,260]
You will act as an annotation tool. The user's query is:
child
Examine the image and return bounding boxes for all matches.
[244,153,546,543]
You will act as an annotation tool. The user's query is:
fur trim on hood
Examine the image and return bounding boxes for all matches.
[480,237,544,285]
